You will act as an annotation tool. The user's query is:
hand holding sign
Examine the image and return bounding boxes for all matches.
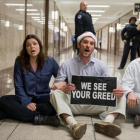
[112,84,124,98]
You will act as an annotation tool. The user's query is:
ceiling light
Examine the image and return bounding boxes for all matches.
[27,13,40,15]
[33,19,40,21]
[88,5,109,7]
[31,17,40,19]
[1,20,5,23]
[5,21,10,27]
[91,14,101,17]
[16,9,38,11]
[117,23,121,30]
[5,3,33,6]
[87,10,105,13]
[18,25,23,30]
[52,11,58,20]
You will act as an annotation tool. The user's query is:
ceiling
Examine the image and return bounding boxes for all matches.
[55,0,140,33]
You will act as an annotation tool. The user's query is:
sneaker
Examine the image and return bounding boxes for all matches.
[72,123,87,139]
[134,115,140,127]
[94,122,121,137]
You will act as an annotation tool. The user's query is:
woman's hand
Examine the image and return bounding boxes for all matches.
[127,92,139,109]
[27,103,36,111]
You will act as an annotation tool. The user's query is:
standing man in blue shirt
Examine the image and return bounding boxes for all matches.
[0,34,60,127]
[75,1,95,54]
[50,32,126,139]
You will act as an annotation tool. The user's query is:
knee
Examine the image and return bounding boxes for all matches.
[0,96,7,103]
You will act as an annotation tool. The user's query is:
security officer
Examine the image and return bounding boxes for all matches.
[118,17,139,69]
[75,1,95,54]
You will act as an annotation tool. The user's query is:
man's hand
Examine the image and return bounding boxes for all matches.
[127,92,139,109]
[123,40,127,44]
[59,83,76,94]
[51,81,66,90]
[137,24,140,31]
[27,103,36,111]
[112,84,124,98]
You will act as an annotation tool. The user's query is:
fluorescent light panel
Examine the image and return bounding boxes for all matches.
[87,10,105,13]
[88,5,109,7]
[32,17,40,19]
[16,9,37,11]
[27,13,40,15]
[91,14,101,16]
[5,3,33,6]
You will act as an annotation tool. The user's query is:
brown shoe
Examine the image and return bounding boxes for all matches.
[134,115,140,127]
[94,122,121,137]
[72,123,87,139]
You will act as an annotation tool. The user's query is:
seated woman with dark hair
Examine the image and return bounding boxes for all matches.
[0,34,60,127]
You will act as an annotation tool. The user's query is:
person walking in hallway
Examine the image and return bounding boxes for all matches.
[50,32,126,139]
[71,34,76,52]
[118,17,139,69]
[75,1,95,54]
[0,34,60,127]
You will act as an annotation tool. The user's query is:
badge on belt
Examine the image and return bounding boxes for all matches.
[130,39,133,46]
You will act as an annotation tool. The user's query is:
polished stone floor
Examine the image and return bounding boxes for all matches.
[0,47,139,140]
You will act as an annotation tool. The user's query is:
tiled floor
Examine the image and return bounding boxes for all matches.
[0,47,139,140]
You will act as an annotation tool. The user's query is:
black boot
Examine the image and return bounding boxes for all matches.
[0,109,7,120]
[34,115,60,127]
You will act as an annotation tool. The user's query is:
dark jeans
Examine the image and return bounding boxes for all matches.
[0,95,56,123]
[119,41,139,68]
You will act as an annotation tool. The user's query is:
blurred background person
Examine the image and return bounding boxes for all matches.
[71,34,76,52]
[118,17,139,69]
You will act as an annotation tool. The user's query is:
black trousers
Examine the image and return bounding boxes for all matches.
[119,41,139,68]
[0,95,56,123]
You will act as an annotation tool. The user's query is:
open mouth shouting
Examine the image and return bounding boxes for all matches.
[31,50,36,54]
[84,48,90,53]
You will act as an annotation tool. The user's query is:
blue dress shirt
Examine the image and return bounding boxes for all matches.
[14,56,59,106]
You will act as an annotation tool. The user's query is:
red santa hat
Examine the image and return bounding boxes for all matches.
[77,31,97,46]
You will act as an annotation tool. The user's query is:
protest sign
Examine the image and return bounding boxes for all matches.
[71,75,117,107]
